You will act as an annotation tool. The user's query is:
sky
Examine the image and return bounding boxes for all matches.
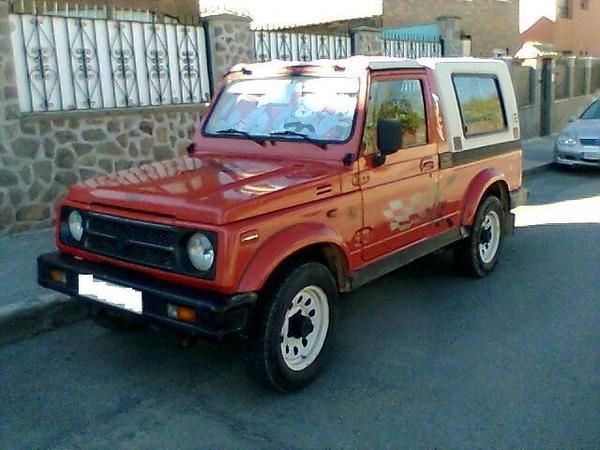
[201,0,554,32]
[520,0,556,32]
[200,0,382,27]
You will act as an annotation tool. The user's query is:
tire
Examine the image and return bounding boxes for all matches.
[91,308,144,333]
[245,262,339,393]
[454,195,505,278]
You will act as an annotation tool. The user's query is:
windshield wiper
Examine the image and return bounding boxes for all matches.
[215,128,266,147]
[269,130,327,149]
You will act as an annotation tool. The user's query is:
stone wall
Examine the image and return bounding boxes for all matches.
[204,14,255,86]
[351,27,384,57]
[0,106,203,235]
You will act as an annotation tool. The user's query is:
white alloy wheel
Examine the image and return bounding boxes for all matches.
[280,285,330,372]
[478,210,501,264]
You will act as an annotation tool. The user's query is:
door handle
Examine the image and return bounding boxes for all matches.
[420,158,435,172]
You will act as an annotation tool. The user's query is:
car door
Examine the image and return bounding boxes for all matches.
[360,72,440,262]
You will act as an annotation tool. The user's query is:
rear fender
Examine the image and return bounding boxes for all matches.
[237,223,348,293]
[461,168,507,226]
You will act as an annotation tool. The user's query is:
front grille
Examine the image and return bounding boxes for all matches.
[83,212,180,272]
[580,138,600,146]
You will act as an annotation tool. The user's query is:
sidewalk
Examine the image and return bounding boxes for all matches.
[0,229,88,345]
[522,133,558,177]
[0,134,558,345]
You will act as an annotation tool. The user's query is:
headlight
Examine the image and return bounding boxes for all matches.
[187,232,215,272]
[557,134,578,146]
[68,210,84,242]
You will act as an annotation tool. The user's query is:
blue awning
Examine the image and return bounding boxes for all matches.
[383,22,440,40]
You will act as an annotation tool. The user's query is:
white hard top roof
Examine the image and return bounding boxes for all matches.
[230,56,505,74]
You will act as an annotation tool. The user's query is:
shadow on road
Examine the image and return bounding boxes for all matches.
[524,165,600,206]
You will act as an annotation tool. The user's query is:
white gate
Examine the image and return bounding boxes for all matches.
[254,29,351,63]
[10,13,211,112]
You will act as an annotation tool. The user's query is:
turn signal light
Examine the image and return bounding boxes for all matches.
[167,304,197,324]
[49,269,67,284]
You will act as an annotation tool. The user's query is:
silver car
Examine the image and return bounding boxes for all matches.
[554,100,600,167]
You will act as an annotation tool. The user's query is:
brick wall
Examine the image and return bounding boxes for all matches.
[383,0,520,57]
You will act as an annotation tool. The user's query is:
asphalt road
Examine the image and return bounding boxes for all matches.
[1,168,600,450]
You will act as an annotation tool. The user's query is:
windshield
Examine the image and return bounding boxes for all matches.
[580,101,600,120]
[204,76,359,143]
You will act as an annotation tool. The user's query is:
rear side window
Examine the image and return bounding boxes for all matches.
[453,75,507,138]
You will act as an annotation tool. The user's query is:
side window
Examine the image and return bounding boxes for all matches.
[453,75,507,138]
[365,79,427,151]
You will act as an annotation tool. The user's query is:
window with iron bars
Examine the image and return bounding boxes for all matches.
[557,0,573,18]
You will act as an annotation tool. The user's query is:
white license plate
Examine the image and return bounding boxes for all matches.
[583,152,600,160]
[78,275,143,314]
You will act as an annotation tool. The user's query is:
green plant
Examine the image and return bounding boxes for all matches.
[377,99,423,132]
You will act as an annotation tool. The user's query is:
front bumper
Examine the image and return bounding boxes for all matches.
[554,144,600,167]
[510,187,529,209]
[38,252,257,340]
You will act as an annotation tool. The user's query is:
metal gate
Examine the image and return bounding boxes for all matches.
[383,35,443,59]
[10,9,211,112]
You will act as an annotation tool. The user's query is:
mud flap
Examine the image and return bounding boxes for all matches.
[506,212,516,236]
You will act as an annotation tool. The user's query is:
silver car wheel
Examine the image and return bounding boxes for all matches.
[478,210,501,264]
[280,285,330,372]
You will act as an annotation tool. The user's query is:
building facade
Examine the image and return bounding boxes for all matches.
[383,0,521,57]
[521,0,600,56]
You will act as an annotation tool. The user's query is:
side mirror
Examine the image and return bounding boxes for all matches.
[377,118,403,156]
[568,115,578,123]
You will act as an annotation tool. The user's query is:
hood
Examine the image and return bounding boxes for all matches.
[565,119,600,138]
[67,154,343,224]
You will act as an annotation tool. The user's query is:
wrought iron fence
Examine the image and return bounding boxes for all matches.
[10,12,211,113]
[383,35,443,59]
[254,29,351,63]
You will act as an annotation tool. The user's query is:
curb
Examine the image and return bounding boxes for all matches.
[523,162,554,179]
[0,293,89,346]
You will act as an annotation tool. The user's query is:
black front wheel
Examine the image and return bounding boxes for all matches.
[244,262,338,393]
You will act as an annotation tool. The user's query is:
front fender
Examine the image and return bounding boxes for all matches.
[460,168,507,226]
[237,222,348,293]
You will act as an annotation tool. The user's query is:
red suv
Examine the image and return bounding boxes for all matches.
[39,57,527,392]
